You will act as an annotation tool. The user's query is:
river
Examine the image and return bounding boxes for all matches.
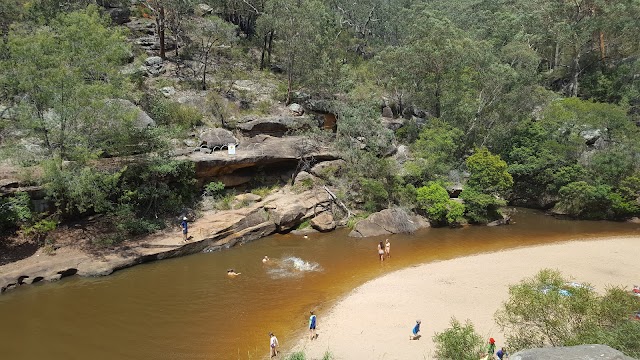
[0,208,638,360]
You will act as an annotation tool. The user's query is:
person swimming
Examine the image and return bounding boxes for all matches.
[262,255,270,263]
[227,269,241,276]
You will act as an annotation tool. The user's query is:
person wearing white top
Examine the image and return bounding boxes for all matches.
[269,332,279,357]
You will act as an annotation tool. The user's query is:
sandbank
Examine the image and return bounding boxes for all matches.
[294,236,640,359]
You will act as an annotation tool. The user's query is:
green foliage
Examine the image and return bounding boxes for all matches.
[204,181,225,197]
[465,148,513,194]
[459,188,505,224]
[433,318,484,360]
[22,218,57,244]
[1,6,133,161]
[142,94,204,129]
[554,180,639,220]
[0,192,33,232]
[359,178,389,213]
[495,269,640,356]
[416,182,464,226]
[404,119,464,185]
[284,352,306,360]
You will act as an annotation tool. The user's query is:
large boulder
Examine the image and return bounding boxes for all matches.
[349,208,430,237]
[310,160,347,179]
[195,3,214,16]
[107,99,156,128]
[142,56,165,76]
[237,116,317,137]
[198,128,238,150]
[310,212,336,232]
[511,345,635,360]
[104,7,130,24]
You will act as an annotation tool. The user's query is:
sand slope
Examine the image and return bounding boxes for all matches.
[294,237,640,359]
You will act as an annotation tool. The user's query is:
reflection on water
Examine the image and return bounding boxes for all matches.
[0,208,638,360]
[266,256,323,279]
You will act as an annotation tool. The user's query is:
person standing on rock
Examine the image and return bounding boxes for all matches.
[309,311,317,340]
[180,216,188,242]
[269,332,279,357]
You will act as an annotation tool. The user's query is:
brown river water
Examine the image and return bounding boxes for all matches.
[0,208,638,360]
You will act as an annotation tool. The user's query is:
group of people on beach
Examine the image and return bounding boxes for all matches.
[378,238,391,261]
[483,338,509,359]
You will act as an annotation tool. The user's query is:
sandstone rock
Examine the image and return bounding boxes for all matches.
[487,214,511,226]
[381,117,404,130]
[382,105,394,118]
[237,116,316,137]
[310,212,336,232]
[349,208,430,237]
[628,217,640,224]
[310,160,347,178]
[294,171,315,185]
[107,99,156,128]
[393,145,410,165]
[199,128,238,150]
[160,86,176,97]
[104,7,130,24]
[142,55,165,76]
[511,344,634,360]
[288,103,304,116]
[195,3,214,16]
[235,193,262,203]
[126,18,155,35]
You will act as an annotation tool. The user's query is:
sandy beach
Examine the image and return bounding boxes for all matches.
[294,236,640,359]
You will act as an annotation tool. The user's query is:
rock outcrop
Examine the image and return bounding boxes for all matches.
[511,344,634,360]
[349,208,430,237]
[0,187,336,294]
[186,135,340,186]
[237,116,317,137]
[310,212,336,232]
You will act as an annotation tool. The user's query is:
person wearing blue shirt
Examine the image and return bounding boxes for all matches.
[496,347,509,359]
[309,311,317,340]
[180,216,188,242]
[409,320,421,340]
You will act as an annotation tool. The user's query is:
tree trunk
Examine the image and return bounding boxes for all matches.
[286,54,294,105]
[599,31,606,66]
[569,50,581,97]
[260,33,268,70]
[554,42,560,70]
[159,6,166,59]
[267,30,274,65]
[202,56,208,91]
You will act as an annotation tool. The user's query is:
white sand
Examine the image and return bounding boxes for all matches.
[294,237,640,360]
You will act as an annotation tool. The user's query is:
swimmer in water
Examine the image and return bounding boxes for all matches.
[262,255,270,263]
[227,269,241,276]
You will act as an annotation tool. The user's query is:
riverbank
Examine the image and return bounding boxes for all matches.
[0,187,331,294]
[294,236,640,360]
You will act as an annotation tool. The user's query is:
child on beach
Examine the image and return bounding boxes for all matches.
[496,347,509,359]
[309,311,317,340]
[378,241,385,262]
[409,320,421,340]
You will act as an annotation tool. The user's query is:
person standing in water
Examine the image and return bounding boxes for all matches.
[378,241,385,262]
[309,311,317,340]
[385,239,391,258]
[269,332,279,357]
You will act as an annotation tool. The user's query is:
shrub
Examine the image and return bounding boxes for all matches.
[459,188,505,224]
[416,182,464,226]
[495,269,640,356]
[0,192,32,232]
[433,318,484,360]
[204,181,225,198]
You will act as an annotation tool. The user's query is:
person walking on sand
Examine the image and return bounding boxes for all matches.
[385,238,391,258]
[269,332,279,357]
[378,241,385,262]
[180,216,188,242]
[409,319,421,340]
[496,347,509,359]
[487,338,496,358]
[309,311,317,340]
